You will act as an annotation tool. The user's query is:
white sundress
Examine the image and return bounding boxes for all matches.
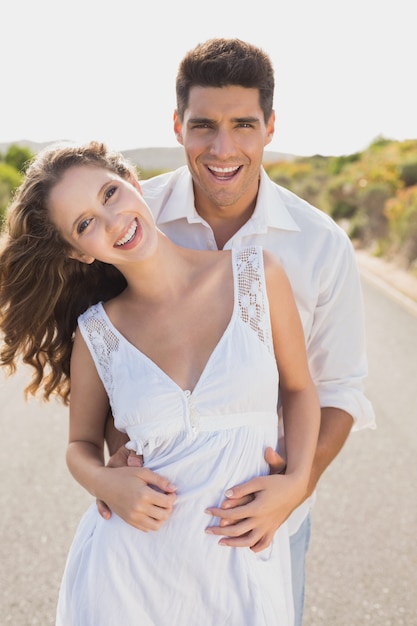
[56,246,294,626]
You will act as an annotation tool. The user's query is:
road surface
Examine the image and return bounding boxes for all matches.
[1,275,416,625]
[303,274,417,625]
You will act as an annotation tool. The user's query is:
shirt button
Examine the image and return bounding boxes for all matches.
[207,239,216,250]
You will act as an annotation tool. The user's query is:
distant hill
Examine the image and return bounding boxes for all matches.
[0,140,295,171]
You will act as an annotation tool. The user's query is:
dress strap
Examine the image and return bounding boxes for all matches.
[77,303,117,397]
[233,246,273,355]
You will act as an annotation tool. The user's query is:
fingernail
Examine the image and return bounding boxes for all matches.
[205,529,213,535]
[224,489,233,497]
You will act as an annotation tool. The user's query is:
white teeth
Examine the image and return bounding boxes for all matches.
[116,220,137,246]
[208,166,240,173]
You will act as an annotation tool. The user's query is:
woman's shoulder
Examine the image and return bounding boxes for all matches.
[234,245,286,280]
[260,248,293,301]
[78,301,103,323]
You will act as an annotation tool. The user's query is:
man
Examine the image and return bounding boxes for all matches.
[101,38,376,625]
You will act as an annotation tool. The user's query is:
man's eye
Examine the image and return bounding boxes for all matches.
[105,186,117,202]
[77,218,92,234]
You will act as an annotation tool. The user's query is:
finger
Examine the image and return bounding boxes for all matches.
[148,501,176,521]
[264,447,286,474]
[128,515,164,533]
[146,490,177,510]
[205,505,250,522]
[250,535,272,553]
[139,468,177,494]
[123,495,176,530]
[217,531,260,548]
[206,519,253,538]
[220,494,254,510]
[222,478,262,501]
[106,445,130,469]
[219,518,236,527]
[127,452,144,467]
[96,499,112,520]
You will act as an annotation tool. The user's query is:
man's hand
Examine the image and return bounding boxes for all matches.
[96,445,145,519]
[264,446,286,475]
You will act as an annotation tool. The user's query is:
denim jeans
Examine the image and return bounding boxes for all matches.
[289,513,312,626]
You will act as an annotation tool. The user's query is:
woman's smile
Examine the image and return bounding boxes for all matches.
[114,218,140,248]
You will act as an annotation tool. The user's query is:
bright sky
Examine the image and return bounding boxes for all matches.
[2,0,416,157]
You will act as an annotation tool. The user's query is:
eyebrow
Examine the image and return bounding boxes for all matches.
[187,116,260,125]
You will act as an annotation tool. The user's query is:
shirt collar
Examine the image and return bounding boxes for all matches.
[157,165,300,233]
[157,167,201,225]
[252,168,300,232]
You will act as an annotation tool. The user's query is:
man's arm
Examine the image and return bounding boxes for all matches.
[104,408,129,456]
[213,407,353,516]
[96,409,144,520]
[306,406,353,497]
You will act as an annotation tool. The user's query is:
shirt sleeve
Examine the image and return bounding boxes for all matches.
[306,237,376,431]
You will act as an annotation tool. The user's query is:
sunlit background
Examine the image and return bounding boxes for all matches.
[2,0,416,156]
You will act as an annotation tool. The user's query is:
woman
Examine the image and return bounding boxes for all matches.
[0,141,319,625]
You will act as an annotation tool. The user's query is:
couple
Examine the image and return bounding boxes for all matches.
[0,38,375,625]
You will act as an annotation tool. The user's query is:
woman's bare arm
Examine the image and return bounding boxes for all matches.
[68,328,176,531]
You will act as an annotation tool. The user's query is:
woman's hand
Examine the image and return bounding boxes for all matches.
[205,473,304,552]
[96,445,176,531]
[96,464,177,532]
[204,448,304,553]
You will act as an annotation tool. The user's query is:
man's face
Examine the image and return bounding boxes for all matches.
[174,85,275,215]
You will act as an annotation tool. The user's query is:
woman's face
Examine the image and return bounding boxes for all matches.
[48,164,157,266]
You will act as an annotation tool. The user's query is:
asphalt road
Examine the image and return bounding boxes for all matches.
[0,274,416,625]
[303,275,417,626]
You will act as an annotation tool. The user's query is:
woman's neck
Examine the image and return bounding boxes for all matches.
[116,232,196,305]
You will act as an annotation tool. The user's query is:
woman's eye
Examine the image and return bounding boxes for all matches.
[105,186,117,202]
[77,218,92,234]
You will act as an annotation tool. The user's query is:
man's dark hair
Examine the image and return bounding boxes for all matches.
[176,38,275,123]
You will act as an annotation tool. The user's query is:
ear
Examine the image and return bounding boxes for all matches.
[265,110,275,146]
[173,110,184,145]
[68,250,95,264]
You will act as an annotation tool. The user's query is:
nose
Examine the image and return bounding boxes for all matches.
[209,128,237,159]
[104,210,123,234]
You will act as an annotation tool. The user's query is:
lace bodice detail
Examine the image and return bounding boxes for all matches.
[78,313,120,400]
[235,246,273,354]
[79,247,273,390]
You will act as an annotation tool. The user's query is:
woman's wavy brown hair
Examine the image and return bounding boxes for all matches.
[0,141,136,404]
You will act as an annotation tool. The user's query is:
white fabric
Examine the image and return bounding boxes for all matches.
[56,247,294,626]
[141,165,376,534]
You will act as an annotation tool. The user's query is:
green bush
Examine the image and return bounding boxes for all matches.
[0,163,23,221]
[357,182,392,244]
[4,144,33,173]
[328,152,361,175]
[399,160,417,187]
[331,200,357,220]
[384,185,417,266]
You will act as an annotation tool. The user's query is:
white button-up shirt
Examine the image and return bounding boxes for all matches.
[141,165,376,533]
